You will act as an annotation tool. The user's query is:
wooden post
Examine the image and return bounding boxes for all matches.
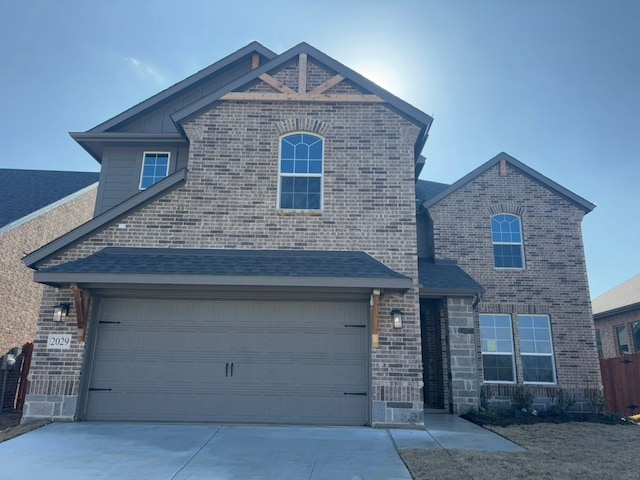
[252,53,260,69]
[298,53,307,94]
[371,290,380,348]
[71,284,91,342]
[500,158,507,177]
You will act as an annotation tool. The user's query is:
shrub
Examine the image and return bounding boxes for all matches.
[479,385,492,412]
[512,385,534,413]
[550,388,576,416]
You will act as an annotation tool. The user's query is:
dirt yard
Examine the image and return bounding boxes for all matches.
[0,411,48,443]
[401,422,640,480]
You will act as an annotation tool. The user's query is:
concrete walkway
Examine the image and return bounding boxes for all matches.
[0,417,522,479]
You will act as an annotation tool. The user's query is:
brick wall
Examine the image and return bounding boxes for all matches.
[0,188,97,356]
[428,161,600,407]
[595,308,640,359]
[25,60,425,424]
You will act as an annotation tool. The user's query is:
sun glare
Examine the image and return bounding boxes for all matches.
[355,60,404,97]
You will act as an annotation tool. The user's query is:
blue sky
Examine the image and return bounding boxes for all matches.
[1,0,638,298]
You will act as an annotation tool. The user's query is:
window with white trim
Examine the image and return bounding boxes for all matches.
[278,133,323,210]
[139,152,170,189]
[518,315,556,383]
[616,325,630,355]
[491,214,524,268]
[480,314,516,382]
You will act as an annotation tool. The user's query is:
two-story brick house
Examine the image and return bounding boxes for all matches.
[21,42,600,426]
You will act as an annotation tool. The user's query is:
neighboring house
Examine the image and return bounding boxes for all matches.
[20,42,600,426]
[592,274,640,359]
[0,169,99,357]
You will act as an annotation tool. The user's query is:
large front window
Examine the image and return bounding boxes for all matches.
[279,133,323,210]
[518,315,556,383]
[491,214,524,268]
[480,314,516,382]
[139,152,170,189]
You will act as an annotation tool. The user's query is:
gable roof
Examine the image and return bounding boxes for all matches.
[33,247,413,292]
[422,152,596,213]
[171,42,433,151]
[592,274,640,318]
[0,169,99,231]
[23,168,187,268]
[87,42,276,134]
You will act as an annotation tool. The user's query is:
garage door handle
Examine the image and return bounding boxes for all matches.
[231,362,234,377]
[343,392,367,396]
[226,363,229,377]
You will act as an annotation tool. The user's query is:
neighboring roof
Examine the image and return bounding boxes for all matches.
[23,168,187,268]
[415,179,450,204]
[33,247,413,291]
[418,259,484,296]
[422,152,596,213]
[592,274,640,318]
[0,169,99,230]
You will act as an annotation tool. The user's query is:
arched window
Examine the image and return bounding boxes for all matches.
[279,133,323,210]
[491,214,524,268]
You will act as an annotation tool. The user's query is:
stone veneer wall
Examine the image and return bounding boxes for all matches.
[428,162,601,409]
[0,188,97,357]
[24,61,425,425]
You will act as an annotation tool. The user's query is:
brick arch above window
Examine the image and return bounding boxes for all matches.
[275,118,331,137]
[488,204,526,217]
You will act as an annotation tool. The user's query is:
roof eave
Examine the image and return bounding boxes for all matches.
[423,152,596,213]
[171,42,433,139]
[87,42,276,134]
[593,302,640,320]
[33,272,413,292]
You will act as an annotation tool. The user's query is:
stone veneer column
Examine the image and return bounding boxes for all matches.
[446,297,479,413]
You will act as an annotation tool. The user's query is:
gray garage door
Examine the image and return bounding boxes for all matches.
[85,298,369,425]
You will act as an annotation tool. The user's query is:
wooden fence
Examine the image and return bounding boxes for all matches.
[600,352,640,415]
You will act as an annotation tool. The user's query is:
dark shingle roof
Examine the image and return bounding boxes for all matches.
[415,180,450,203]
[0,169,99,228]
[418,259,484,295]
[34,247,413,291]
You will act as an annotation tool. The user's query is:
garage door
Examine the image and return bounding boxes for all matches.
[85,298,369,425]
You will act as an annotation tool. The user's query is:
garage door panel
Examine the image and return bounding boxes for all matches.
[86,298,369,425]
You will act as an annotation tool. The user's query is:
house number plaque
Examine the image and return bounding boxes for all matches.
[47,334,72,349]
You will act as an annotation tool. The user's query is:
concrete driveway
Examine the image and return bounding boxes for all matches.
[0,418,522,479]
[0,423,414,479]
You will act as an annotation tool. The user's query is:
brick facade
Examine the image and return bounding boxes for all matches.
[24,58,425,425]
[0,188,97,356]
[427,161,601,409]
[595,309,640,359]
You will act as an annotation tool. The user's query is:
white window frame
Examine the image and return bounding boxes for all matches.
[277,132,324,212]
[139,151,171,190]
[518,314,557,385]
[491,214,525,270]
[480,314,516,384]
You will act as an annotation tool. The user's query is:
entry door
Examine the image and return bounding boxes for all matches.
[85,298,369,425]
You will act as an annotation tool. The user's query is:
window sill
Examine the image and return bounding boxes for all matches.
[277,209,324,216]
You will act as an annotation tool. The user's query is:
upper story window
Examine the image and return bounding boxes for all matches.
[491,214,524,269]
[518,315,556,384]
[139,152,170,189]
[480,314,516,383]
[595,329,603,359]
[278,133,323,210]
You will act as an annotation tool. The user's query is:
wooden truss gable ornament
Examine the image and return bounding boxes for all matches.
[71,284,91,342]
[221,53,385,104]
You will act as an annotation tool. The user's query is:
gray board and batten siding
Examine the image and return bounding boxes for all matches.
[83,298,370,425]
